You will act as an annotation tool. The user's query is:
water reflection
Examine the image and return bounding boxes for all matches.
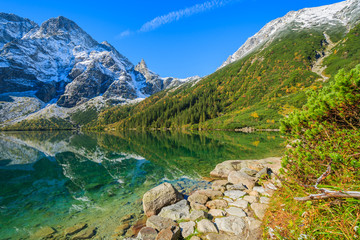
[0,131,284,239]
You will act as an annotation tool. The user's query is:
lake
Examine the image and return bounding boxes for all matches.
[0,130,284,239]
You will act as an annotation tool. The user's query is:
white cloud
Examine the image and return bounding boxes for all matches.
[117,30,132,39]
[139,0,233,32]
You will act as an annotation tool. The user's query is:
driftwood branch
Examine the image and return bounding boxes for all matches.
[295,190,360,201]
[294,161,360,201]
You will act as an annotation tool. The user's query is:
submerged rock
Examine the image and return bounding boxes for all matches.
[72,226,96,239]
[143,183,183,217]
[32,226,56,239]
[64,223,87,236]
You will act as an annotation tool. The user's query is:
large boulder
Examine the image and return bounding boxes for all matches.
[143,183,183,217]
[228,171,256,190]
[210,158,282,178]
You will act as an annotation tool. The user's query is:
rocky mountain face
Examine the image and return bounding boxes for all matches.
[218,0,360,69]
[0,14,197,124]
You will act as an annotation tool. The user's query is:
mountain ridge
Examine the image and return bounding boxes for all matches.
[218,0,360,70]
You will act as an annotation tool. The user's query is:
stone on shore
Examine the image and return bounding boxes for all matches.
[205,199,228,209]
[188,193,208,205]
[158,200,190,221]
[137,227,157,240]
[146,215,177,232]
[197,219,218,233]
[143,183,183,217]
[155,226,180,240]
[208,209,226,217]
[205,233,239,240]
[190,202,208,211]
[243,196,258,203]
[228,171,256,190]
[189,210,208,221]
[210,160,244,178]
[179,221,195,238]
[195,190,223,199]
[211,180,230,192]
[240,168,258,177]
[226,184,246,191]
[230,199,248,209]
[250,203,269,220]
[64,223,87,236]
[225,207,247,217]
[224,190,247,200]
[214,216,245,235]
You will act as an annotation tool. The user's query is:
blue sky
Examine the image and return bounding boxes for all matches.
[2,0,342,78]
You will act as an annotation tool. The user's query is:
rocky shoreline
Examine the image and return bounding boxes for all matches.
[30,157,281,239]
[127,157,282,240]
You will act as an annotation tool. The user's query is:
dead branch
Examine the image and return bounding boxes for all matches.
[294,161,360,201]
[294,190,360,201]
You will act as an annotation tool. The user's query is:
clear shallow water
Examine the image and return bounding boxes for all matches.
[0,131,284,239]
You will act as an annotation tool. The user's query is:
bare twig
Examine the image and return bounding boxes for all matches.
[294,190,360,201]
[294,161,360,201]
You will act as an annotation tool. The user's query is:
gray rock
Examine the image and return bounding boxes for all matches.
[214,216,246,235]
[197,219,218,233]
[250,203,269,220]
[244,217,263,240]
[208,209,226,217]
[210,160,244,178]
[188,193,208,205]
[190,210,208,221]
[224,190,247,200]
[253,186,266,194]
[211,180,230,192]
[226,184,246,191]
[137,227,157,240]
[260,197,270,204]
[190,202,208,211]
[228,171,256,190]
[240,167,258,177]
[195,190,223,199]
[225,207,247,217]
[205,233,238,240]
[146,215,177,232]
[205,199,228,209]
[255,167,270,180]
[158,200,190,221]
[155,225,180,240]
[229,199,248,209]
[243,196,258,203]
[143,183,183,217]
[179,221,195,238]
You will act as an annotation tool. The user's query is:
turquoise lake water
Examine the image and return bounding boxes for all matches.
[0,131,284,239]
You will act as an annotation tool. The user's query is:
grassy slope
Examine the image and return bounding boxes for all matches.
[89,28,347,131]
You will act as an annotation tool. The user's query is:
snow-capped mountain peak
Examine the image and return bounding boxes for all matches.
[218,0,360,69]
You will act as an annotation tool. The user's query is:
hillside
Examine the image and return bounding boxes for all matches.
[87,21,360,131]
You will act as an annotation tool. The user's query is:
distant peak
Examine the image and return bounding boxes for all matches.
[0,12,38,26]
[39,16,81,35]
[138,59,147,69]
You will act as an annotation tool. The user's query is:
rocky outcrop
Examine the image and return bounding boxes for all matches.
[132,157,281,240]
[143,183,183,217]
